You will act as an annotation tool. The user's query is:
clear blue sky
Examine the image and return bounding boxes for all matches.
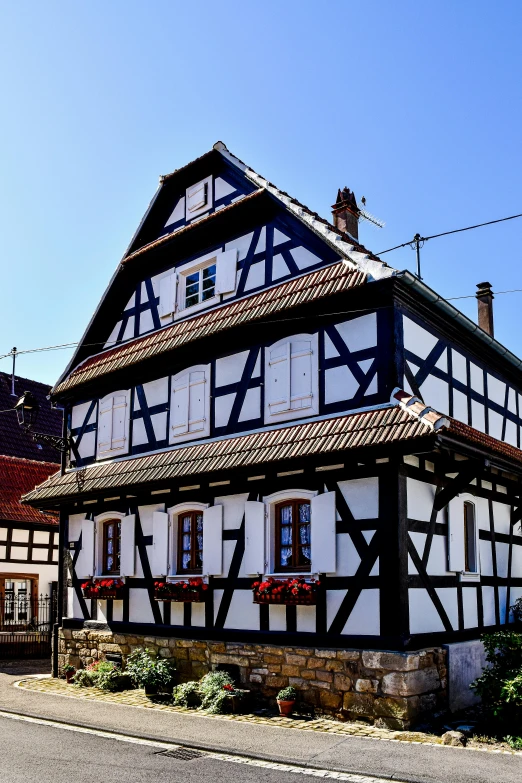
[1,1,521,386]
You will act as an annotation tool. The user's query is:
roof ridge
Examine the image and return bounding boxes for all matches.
[390,388,449,431]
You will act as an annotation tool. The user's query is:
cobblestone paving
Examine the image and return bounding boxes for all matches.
[18,677,441,744]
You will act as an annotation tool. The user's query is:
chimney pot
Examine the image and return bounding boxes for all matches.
[332,187,359,242]
[476,281,494,337]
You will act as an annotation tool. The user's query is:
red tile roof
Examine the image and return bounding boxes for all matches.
[22,404,436,507]
[53,262,366,396]
[0,456,58,523]
[0,372,62,463]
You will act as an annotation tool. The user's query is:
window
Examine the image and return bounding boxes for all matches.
[102,519,121,575]
[169,364,211,444]
[186,176,213,220]
[464,501,478,573]
[97,390,131,459]
[185,263,216,308]
[177,511,203,573]
[265,334,319,424]
[275,500,311,572]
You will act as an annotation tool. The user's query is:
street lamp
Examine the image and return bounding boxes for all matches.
[14,391,78,459]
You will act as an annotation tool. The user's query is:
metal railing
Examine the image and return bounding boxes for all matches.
[0,593,56,659]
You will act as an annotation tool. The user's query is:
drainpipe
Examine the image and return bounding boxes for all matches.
[52,406,68,677]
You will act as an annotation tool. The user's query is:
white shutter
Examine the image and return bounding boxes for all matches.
[243,501,265,575]
[188,370,207,432]
[97,396,113,456]
[311,491,337,574]
[120,514,136,577]
[215,249,238,294]
[268,342,291,413]
[111,394,129,451]
[202,505,223,575]
[152,512,169,576]
[290,339,313,410]
[75,519,95,578]
[159,273,177,318]
[171,373,190,436]
[448,497,465,572]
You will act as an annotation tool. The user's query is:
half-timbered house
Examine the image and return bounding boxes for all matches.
[23,144,522,726]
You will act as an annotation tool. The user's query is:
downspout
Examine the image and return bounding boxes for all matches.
[52,407,68,677]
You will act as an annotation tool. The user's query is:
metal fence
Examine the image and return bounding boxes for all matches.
[0,593,56,659]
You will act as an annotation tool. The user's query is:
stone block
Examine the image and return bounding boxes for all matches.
[250,674,263,683]
[320,691,342,711]
[306,657,325,669]
[374,716,407,731]
[382,668,440,697]
[286,654,307,666]
[282,665,301,677]
[98,643,122,653]
[322,659,343,672]
[333,674,352,691]
[374,696,419,720]
[356,678,379,693]
[191,663,208,679]
[159,648,172,658]
[362,650,419,672]
[301,670,316,680]
[263,655,283,664]
[251,668,268,675]
[315,670,333,683]
[287,648,313,656]
[188,650,206,662]
[266,676,287,688]
[176,639,194,648]
[442,731,466,747]
[342,692,374,717]
[72,631,87,640]
[212,654,250,667]
[259,646,283,655]
[61,629,72,640]
[337,650,360,661]
[288,677,306,688]
[208,642,226,653]
[314,649,337,659]
[113,634,128,644]
[310,679,331,690]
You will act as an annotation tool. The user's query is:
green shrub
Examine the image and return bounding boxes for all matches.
[125,648,176,691]
[512,597,522,625]
[72,667,95,687]
[199,671,236,714]
[72,660,133,692]
[505,735,522,750]
[173,680,202,708]
[277,686,297,701]
[471,630,522,733]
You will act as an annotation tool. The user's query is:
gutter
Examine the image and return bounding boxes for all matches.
[396,270,522,372]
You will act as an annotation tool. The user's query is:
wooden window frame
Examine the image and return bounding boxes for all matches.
[177,511,203,575]
[275,499,311,573]
[102,519,121,575]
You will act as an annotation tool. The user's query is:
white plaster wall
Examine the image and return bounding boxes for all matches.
[409,588,446,634]
[223,590,257,630]
[343,589,379,635]
[338,477,379,519]
[407,477,435,522]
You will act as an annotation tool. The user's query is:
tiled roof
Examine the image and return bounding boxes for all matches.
[0,372,62,463]
[23,403,436,507]
[53,262,366,396]
[0,456,58,523]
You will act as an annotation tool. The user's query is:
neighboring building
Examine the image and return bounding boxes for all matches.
[0,372,61,603]
[23,143,522,727]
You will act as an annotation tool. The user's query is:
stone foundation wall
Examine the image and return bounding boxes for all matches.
[58,628,447,729]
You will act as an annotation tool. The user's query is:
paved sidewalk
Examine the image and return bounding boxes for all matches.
[1,669,521,783]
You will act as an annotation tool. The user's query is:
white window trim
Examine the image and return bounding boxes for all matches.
[262,488,318,577]
[175,250,220,318]
[185,176,213,221]
[169,364,211,445]
[264,333,319,425]
[167,501,209,579]
[457,492,481,581]
[94,510,126,578]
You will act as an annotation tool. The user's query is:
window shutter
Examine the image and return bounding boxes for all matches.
[75,519,95,578]
[120,514,136,577]
[152,511,169,576]
[188,370,207,433]
[159,273,177,318]
[290,339,313,410]
[215,249,238,294]
[448,497,465,572]
[311,491,336,574]
[171,374,190,435]
[97,392,130,458]
[267,342,291,413]
[97,397,113,456]
[202,504,223,575]
[243,501,265,575]
[111,394,129,452]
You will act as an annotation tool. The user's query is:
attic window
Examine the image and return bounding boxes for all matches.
[185,264,216,308]
[186,176,213,220]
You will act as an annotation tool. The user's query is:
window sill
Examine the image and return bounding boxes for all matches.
[459,571,480,583]
[263,572,315,579]
[174,295,219,320]
[167,575,208,583]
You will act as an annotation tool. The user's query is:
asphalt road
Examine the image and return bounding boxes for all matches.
[0,714,386,783]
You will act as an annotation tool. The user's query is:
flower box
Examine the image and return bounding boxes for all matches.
[154,578,208,603]
[81,579,125,600]
[252,577,319,606]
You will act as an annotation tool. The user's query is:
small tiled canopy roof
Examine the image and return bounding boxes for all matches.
[53,262,366,396]
[0,456,58,524]
[23,402,445,508]
[0,372,62,463]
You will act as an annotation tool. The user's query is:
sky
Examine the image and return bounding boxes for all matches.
[0,0,521,386]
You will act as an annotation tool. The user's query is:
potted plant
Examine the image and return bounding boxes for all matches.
[277,686,297,716]
[63,664,76,684]
[252,577,319,606]
[154,578,208,603]
[81,578,125,599]
[125,647,177,696]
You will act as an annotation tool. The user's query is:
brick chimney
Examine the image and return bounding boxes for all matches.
[332,187,360,242]
[476,281,494,337]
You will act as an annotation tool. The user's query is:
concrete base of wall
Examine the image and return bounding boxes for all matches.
[59,627,447,730]
[444,639,486,713]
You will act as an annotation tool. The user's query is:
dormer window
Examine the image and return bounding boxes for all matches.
[186,176,213,220]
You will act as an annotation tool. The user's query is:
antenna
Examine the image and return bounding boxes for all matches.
[358,198,385,229]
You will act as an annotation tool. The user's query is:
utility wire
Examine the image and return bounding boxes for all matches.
[375,211,522,256]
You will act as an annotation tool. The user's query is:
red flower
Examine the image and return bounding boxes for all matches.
[223,684,234,691]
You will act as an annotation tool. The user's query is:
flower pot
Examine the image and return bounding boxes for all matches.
[277,699,295,716]
[65,670,75,684]
[144,683,158,696]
